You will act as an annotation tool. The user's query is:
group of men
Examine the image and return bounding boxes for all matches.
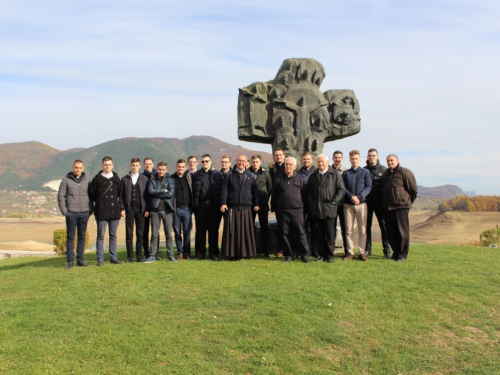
[57,149,417,268]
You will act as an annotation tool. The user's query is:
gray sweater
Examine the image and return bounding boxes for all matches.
[57,172,92,215]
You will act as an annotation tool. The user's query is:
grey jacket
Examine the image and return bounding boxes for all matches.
[57,172,92,216]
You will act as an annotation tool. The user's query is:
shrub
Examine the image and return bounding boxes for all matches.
[479,227,500,247]
[53,228,90,254]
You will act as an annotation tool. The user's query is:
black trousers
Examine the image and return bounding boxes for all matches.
[125,211,145,260]
[276,209,309,259]
[366,203,391,254]
[337,206,348,255]
[384,209,410,259]
[195,202,220,257]
[143,214,159,258]
[310,218,336,261]
[252,209,269,255]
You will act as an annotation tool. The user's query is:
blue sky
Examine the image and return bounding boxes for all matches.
[1,1,499,194]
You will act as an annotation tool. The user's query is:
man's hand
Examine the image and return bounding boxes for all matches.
[144,211,149,218]
[221,205,228,212]
[254,206,260,212]
[121,210,126,218]
[351,196,360,205]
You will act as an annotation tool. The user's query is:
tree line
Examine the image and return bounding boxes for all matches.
[438,195,500,212]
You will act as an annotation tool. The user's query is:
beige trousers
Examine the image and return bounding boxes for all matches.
[344,203,367,255]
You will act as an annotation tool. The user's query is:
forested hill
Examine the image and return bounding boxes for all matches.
[0,136,273,191]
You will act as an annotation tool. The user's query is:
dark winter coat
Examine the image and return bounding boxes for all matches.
[119,173,149,213]
[306,166,345,220]
[192,168,224,209]
[57,172,92,216]
[297,165,317,185]
[221,167,259,210]
[89,171,122,221]
[342,167,372,205]
[269,162,285,182]
[148,173,175,211]
[364,161,387,207]
[271,173,305,212]
[248,166,272,210]
[172,171,193,207]
[382,164,418,210]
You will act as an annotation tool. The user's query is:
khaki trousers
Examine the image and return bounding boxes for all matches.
[344,203,367,255]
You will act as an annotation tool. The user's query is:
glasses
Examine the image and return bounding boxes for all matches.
[201,160,210,163]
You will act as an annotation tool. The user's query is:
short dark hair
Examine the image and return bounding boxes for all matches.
[102,156,113,163]
[274,148,284,155]
[130,157,141,164]
[187,156,198,162]
[333,150,343,157]
[143,157,154,163]
[367,148,378,154]
[73,159,83,165]
[201,154,211,160]
[157,161,168,168]
[177,159,186,164]
[251,154,261,161]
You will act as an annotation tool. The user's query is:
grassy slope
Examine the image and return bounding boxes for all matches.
[1,244,499,374]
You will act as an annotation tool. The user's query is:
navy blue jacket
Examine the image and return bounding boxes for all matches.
[221,167,259,210]
[342,167,372,204]
[192,168,224,209]
[148,173,175,211]
[120,173,149,212]
[297,165,317,184]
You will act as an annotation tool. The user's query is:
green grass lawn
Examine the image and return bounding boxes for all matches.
[1,244,499,374]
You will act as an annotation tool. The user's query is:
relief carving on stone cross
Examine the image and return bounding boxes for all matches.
[238,58,360,157]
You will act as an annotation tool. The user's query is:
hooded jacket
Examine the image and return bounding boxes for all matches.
[306,166,345,220]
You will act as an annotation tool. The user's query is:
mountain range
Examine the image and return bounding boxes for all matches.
[0,136,273,191]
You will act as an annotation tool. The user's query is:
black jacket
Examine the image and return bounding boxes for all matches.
[172,171,193,208]
[364,161,387,207]
[382,164,418,210]
[89,171,122,221]
[248,166,272,210]
[269,162,285,182]
[306,166,345,220]
[271,172,305,212]
[119,173,149,213]
[297,165,317,185]
[148,173,175,211]
[192,169,224,209]
[221,166,259,210]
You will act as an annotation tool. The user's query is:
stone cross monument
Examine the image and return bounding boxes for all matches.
[238,58,360,158]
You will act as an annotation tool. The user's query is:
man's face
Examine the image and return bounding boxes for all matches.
[333,153,343,167]
[176,162,186,176]
[349,154,360,168]
[316,156,328,172]
[73,162,84,177]
[236,156,247,171]
[302,155,312,168]
[284,159,296,176]
[221,158,231,170]
[274,150,285,164]
[102,160,113,173]
[201,157,212,170]
[157,165,167,177]
[386,156,399,170]
[188,158,198,171]
[144,159,154,172]
[130,162,141,174]
[251,158,261,170]
[367,151,378,166]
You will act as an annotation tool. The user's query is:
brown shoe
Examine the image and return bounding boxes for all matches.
[359,254,368,261]
[178,254,183,260]
[344,254,354,261]
[277,252,284,258]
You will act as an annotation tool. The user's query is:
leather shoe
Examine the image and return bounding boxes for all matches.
[198,254,206,260]
[365,250,372,256]
[384,252,392,259]
[126,258,133,263]
[359,254,368,261]
[301,256,310,263]
[209,255,218,261]
[97,260,104,267]
[178,254,184,260]
[316,256,324,262]
[76,261,89,267]
[344,254,354,261]
[110,258,122,264]
[285,256,293,262]
[65,262,73,269]
[326,257,334,263]
[167,256,178,262]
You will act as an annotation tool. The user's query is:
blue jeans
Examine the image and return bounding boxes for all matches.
[150,210,174,258]
[96,219,120,261]
[174,206,192,255]
[65,211,90,262]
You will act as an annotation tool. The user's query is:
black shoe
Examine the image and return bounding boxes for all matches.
[384,252,392,259]
[97,260,104,267]
[126,258,133,263]
[263,253,270,259]
[301,256,310,263]
[365,250,372,256]
[155,256,162,261]
[65,262,73,269]
[167,256,178,262]
[76,261,89,267]
[390,254,398,260]
[326,257,334,263]
[285,256,293,262]
[316,256,324,262]
[209,255,218,261]
[198,254,206,260]
[110,258,122,264]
